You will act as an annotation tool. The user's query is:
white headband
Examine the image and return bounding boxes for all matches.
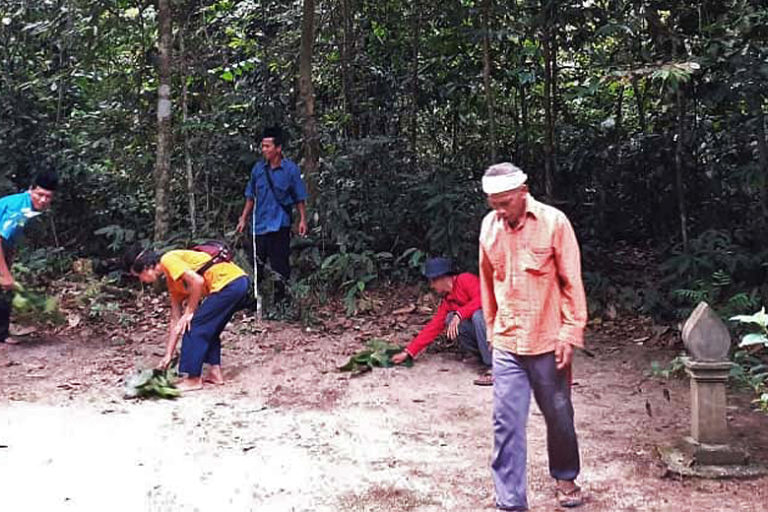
[482,172,527,194]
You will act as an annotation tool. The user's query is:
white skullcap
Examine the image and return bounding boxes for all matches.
[482,164,527,194]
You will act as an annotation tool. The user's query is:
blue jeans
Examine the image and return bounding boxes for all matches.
[492,348,580,510]
[446,310,491,367]
[178,276,249,377]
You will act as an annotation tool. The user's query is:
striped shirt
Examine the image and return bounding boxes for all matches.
[479,194,587,355]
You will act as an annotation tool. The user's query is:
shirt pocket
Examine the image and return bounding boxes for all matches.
[522,246,553,276]
[272,175,293,204]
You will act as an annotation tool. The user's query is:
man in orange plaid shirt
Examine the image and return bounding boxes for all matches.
[479,162,587,510]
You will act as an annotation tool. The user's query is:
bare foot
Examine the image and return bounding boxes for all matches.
[203,366,225,385]
[2,337,20,345]
[175,377,204,392]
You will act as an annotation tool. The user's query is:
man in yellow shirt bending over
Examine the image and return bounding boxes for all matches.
[124,246,249,392]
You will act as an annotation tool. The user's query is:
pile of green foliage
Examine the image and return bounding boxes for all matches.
[10,283,61,323]
[123,368,180,400]
[339,338,413,375]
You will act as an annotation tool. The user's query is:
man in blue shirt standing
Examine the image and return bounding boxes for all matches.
[0,170,58,344]
[236,127,308,304]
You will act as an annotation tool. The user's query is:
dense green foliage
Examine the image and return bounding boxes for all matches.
[730,309,768,412]
[2,0,768,322]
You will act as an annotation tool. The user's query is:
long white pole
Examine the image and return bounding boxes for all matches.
[252,210,261,320]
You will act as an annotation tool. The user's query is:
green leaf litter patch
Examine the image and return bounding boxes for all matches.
[339,338,413,375]
[10,282,62,323]
[123,367,180,400]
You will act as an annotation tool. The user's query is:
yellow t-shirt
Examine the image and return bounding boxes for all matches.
[160,250,246,301]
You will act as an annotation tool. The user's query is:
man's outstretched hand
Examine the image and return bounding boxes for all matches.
[391,351,411,365]
[158,353,173,371]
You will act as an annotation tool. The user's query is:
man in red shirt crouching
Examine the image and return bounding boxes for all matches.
[392,257,492,385]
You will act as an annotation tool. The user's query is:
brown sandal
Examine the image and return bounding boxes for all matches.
[473,370,494,386]
[555,484,582,508]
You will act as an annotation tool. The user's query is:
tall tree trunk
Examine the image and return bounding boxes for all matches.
[338,0,357,139]
[482,0,496,161]
[298,0,319,202]
[511,87,519,156]
[181,30,196,236]
[615,84,625,131]
[631,76,647,133]
[409,1,422,158]
[675,88,688,251]
[153,0,172,242]
[749,93,768,218]
[261,0,273,123]
[541,1,557,197]
[520,83,529,168]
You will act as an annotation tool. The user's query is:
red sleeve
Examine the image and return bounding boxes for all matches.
[454,273,482,320]
[405,298,450,357]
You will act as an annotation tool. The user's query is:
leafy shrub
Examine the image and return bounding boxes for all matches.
[663,230,765,318]
[649,354,687,379]
[729,308,768,413]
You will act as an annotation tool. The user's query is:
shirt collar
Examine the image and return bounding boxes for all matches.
[267,158,283,171]
[259,160,283,172]
[524,193,541,220]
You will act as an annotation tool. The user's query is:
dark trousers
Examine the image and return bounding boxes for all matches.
[178,276,249,377]
[255,227,291,301]
[492,349,580,510]
[445,310,492,367]
[0,239,14,342]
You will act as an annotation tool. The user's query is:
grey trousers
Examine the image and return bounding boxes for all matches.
[492,348,580,510]
[446,310,492,367]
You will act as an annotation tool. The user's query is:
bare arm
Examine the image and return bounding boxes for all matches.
[0,239,14,290]
[182,269,205,314]
[159,295,183,368]
[296,201,307,237]
[177,269,204,327]
[236,198,255,233]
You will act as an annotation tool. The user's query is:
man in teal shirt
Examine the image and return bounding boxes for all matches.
[0,170,58,344]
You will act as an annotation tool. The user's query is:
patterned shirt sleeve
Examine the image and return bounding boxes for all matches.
[553,212,587,347]
[479,242,498,345]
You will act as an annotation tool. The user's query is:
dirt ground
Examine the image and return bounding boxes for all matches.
[1,294,768,512]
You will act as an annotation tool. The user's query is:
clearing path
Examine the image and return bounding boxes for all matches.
[1,309,767,511]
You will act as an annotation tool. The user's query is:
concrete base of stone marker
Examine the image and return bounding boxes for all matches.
[659,440,767,479]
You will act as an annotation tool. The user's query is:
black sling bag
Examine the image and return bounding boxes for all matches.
[263,167,295,221]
